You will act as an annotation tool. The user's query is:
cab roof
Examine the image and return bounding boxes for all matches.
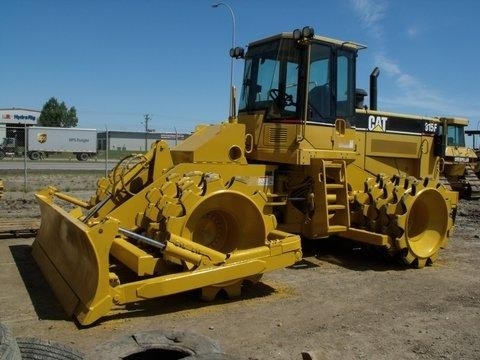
[438,117,469,126]
[248,32,367,51]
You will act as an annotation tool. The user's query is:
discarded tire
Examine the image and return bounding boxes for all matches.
[87,330,222,360]
[0,323,21,360]
[16,338,84,360]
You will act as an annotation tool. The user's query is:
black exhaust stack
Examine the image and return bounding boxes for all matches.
[370,67,380,110]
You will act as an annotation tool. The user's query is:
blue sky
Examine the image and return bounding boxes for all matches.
[2,0,480,138]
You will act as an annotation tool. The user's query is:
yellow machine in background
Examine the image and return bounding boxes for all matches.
[435,117,479,199]
[466,129,480,176]
[32,27,458,325]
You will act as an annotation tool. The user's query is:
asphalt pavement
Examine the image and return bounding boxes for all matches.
[0,159,116,171]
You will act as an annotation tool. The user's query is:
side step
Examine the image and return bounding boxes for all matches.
[314,160,350,233]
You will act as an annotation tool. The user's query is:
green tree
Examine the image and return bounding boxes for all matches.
[38,97,78,127]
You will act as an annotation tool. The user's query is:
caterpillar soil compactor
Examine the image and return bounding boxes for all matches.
[32,27,458,325]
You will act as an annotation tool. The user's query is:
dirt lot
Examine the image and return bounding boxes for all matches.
[0,170,479,359]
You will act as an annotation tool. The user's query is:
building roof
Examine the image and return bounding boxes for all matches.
[97,130,190,140]
[0,108,40,113]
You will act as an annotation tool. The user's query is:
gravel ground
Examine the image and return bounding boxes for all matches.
[0,170,479,359]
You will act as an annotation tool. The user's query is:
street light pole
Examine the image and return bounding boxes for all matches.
[143,114,151,151]
[211,2,236,119]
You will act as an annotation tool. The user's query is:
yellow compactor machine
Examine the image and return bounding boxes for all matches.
[32,27,458,325]
[435,117,479,199]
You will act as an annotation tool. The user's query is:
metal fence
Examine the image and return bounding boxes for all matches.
[0,125,189,191]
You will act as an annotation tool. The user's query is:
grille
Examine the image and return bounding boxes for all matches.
[268,127,288,144]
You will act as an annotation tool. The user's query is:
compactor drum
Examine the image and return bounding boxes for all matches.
[351,175,454,267]
[33,27,458,325]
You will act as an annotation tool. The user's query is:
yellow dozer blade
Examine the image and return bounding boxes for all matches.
[32,192,120,325]
[31,136,302,325]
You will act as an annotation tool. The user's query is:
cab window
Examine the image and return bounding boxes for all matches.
[239,38,301,120]
[447,125,465,147]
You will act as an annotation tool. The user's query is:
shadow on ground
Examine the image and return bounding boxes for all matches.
[94,280,277,327]
[9,235,409,328]
[9,244,67,321]
[9,243,277,328]
[298,236,408,272]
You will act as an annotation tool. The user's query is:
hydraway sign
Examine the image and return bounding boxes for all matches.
[354,110,439,135]
[0,108,39,125]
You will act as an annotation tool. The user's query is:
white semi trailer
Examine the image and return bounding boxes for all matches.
[27,126,97,161]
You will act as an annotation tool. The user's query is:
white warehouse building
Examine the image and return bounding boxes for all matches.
[97,130,189,151]
[0,108,41,141]
[1,108,190,150]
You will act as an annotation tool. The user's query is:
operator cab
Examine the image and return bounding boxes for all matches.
[444,121,466,147]
[434,117,468,156]
[237,27,365,126]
